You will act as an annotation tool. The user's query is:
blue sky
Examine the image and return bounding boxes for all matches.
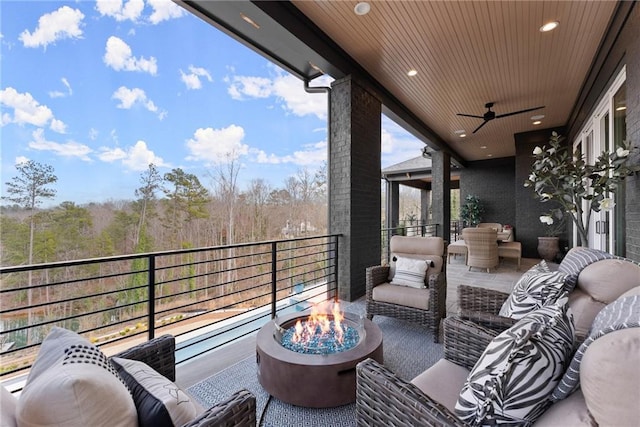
[1,0,423,206]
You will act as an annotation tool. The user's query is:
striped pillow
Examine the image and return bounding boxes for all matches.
[389,256,429,288]
[499,262,567,319]
[456,298,575,425]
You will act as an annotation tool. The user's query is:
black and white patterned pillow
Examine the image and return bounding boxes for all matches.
[498,261,567,319]
[112,357,197,427]
[455,297,575,425]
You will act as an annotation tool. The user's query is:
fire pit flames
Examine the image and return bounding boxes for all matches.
[257,300,382,408]
[280,301,360,355]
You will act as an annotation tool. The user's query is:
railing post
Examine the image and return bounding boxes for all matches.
[148,254,155,340]
[271,242,277,319]
[334,236,339,300]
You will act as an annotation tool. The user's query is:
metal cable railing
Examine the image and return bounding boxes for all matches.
[0,234,340,380]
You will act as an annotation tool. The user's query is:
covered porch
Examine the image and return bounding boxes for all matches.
[178,1,640,304]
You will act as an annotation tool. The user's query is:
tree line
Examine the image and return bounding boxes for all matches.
[1,160,328,268]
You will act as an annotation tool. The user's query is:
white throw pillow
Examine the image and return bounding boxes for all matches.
[1,386,18,427]
[16,327,137,427]
[456,297,575,425]
[112,357,197,427]
[389,256,429,288]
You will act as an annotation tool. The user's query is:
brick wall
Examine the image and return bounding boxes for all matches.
[460,157,516,227]
[330,76,381,301]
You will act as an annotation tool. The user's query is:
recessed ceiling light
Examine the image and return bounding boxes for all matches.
[531,114,545,120]
[540,21,559,32]
[533,120,542,125]
[407,69,418,77]
[240,13,260,29]
[354,2,371,15]
[454,129,465,134]
[460,133,467,138]
[487,154,493,157]
[480,145,487,149]
[616,106,627,111]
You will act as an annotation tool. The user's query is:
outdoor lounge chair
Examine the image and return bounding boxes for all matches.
[365,235,447,342]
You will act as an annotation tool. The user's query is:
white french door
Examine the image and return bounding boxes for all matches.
[572,66,626,254]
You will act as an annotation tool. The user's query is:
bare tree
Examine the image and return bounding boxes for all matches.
[133,163,162,250]
[209,153,242,289]
[2,160,57,344]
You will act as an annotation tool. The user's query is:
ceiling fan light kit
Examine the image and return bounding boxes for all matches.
[456,102,545,134]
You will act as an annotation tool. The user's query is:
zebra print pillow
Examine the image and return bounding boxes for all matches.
[455,297,575,426]
[498,262,567,319]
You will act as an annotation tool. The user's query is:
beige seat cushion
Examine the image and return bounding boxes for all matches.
[577,259,640,303]
[411,359,469,413]
[580,327,640,426]
[372,283,430,310]
[390,236,444,273]
[567,289,607,340]
[533,389,594,426]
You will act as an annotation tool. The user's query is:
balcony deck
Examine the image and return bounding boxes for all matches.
[174,255,541,389]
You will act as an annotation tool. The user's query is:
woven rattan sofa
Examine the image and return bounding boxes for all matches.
[365,235,446,342]
[5,332,256,427]
[458,247,640,342]
[114,335,256,427]
[356,248,640,426]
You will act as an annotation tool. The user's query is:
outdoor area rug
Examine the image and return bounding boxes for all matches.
[187,300,444,426]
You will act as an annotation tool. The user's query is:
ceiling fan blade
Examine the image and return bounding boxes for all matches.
[495,106,545,119]
[457,113,485,119]
[472,120,489,134]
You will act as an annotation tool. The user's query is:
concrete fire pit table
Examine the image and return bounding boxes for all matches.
[256,311,383,408]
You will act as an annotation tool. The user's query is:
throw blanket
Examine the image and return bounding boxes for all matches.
[551,295,640,400]
[558,247,618,291]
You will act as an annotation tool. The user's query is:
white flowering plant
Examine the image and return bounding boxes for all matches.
[525,131,637,245]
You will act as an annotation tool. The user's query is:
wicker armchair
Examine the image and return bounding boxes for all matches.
[366,235,447,343]
[462,227,499,272]
[356,317,494,426]
[114,335,256,427]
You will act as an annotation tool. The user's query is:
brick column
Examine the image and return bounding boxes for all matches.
[329,76,381,301]
[431,151,451,243]
[386,180,399,230]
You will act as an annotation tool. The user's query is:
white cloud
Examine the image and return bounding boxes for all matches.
[103,36,157,75]
[185,125,248,163]
[0,87,66,133]
[112,86,166,119]
[380,116,424,166]
[180,65,212,90]
[254,140,327,166]
[15,156,29,165]
[228,76,272,100]
[227,69,329,119]
[19,6,84,49]
[28,129,92,161]
[147,0,186,24]
[98,140,168,171]
[95,0,144,22]
[49,77,73,98]
[50,119,67,133]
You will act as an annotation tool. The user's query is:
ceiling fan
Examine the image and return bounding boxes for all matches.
[457,102,545,134]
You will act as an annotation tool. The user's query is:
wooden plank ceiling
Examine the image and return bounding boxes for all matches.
[291,1,617,161]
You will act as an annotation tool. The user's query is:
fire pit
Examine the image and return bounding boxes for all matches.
[256,301,383,408]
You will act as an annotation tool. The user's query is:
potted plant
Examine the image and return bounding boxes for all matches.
[525,131,637,247]
[460,195,484,227]
[537,212,565,262]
